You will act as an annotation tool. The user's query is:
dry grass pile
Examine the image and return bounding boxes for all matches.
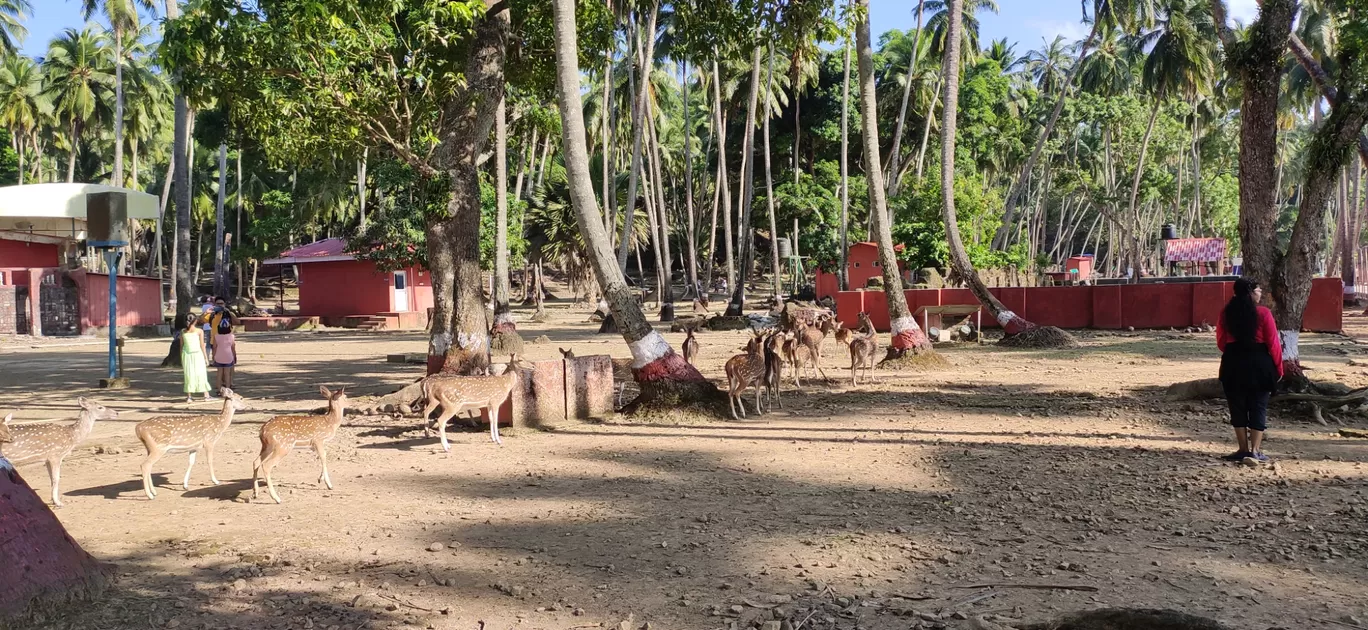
[997,325,1079,349]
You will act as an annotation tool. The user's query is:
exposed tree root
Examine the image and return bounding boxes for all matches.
[621,352,731,419]
[997,326,1079,349]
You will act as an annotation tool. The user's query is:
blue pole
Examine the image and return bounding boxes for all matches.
[107,249,119,379]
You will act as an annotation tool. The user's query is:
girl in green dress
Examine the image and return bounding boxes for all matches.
[181,316,214,403]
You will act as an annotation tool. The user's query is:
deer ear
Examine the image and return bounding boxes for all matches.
[2,413,10,425]
[319,385,332,399]
[78,397,91,408]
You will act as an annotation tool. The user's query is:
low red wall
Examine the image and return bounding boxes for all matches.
[0,239,59,268]
[70,270,163,331]
[833,278,1344,333]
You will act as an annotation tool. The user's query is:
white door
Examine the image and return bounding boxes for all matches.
[393,271,410,312]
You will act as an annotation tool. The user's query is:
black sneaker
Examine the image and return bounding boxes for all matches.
[1222,450,1251,461]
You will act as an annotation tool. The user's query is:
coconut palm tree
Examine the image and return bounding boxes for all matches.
[0,55,46,184]
[81,0,157,187]
[548,0,717,408]
[42,27,113,183]
[1023,36,1073,97]
[1122,0,1217,275]
[924,0,999,64]
[0,0,31,56]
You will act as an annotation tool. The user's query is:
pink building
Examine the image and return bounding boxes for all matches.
[264,238,433,330]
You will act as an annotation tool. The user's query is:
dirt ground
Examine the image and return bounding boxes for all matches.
[4,294,1368,630]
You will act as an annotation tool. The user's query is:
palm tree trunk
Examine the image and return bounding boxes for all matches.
[65,120,77,183]
[839,23,851,291]
[724,42,763,317]
[648,104,676,320]
[913,74,941,184]
[131,137,139,189]
[762,43,782,300]
[169,0,194,315]
[616,3,659,272]
[703,119,723,294]
[214,144,228,298]
[113,26,124,186]
[1126,97,1163,280]
[933,0,1036,335]
[13,129,22,185]
[855,0,932,355]
[711,58,735,293]
[534,133,552,192]
[493,95,513,331]
[602,28,616,229]
[682,60,699,298]
[153,157,172,278]
[357,147,368,228]
[548,0,716,407]
[886,0,925,199]
[516,126,536,201]
[994,17,1101,250]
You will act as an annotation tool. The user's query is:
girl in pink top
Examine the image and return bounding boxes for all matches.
[1215,278,1283,463]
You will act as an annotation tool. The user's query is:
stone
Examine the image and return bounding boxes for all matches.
[427,543,444,552]
[566,354,615,421]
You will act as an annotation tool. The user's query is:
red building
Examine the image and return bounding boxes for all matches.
[815,242,910,299]
[264,238,433,330]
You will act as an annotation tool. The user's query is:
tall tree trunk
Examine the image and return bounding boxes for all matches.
[493,95,513,333]
[648,104,676,320]
[357,147,368,228]
[151,157,173,277]
[602,27,616,230]
[426,0,510,376]
[516,126,536,201]
[65,121,77,183]
[14,127,22,185]
[725,42,763,317]
[886,0,926,199]
[682,60,699,297]
[762,44,783,300]
[549,0,717,407]
[1125,97,1163,280]
[1347,155,1362,292]
[855,0,933,355]
[616,3,659,273]
[131,137,139,190]
[112,26,124,186]
[711,59,735,293]
[235,146,243,297]
[534,133,552,192]
[994,17,1101,250]
[214,143,228,298]
[169,0,193,315]
[913,74,941,184]
[839,22,852,291]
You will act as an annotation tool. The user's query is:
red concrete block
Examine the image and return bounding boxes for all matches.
[1092,285,1123,329]
[494,359,565,429]
[565,354,615,420]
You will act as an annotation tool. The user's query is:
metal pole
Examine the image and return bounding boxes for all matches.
[106,249,120,379]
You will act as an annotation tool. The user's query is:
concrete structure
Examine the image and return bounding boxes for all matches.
[834,278,1345,334]
[0,184,162,336]
[814,242,909,298]
[262,238,433,330]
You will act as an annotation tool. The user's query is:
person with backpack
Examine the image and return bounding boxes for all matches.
[209,297,238,392]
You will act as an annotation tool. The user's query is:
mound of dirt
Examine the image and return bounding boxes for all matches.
[997,326,1079,349]
[878,350,951,370]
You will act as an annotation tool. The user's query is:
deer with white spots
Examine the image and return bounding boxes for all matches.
[419,356,529,451]
[682,326,700,365]
[252,386,348,504]
[848,329,880,386]
[0,398,118,507]
[724,331,769,419]
[135,388,247,500]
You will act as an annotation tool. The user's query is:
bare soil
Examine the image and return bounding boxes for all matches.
[4,296,1368,630]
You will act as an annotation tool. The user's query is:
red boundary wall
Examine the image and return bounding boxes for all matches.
[833,278,1343,333]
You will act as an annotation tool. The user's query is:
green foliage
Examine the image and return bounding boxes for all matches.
[891,170,1027,271]
[346,161,447,271]
[479,176,528,270]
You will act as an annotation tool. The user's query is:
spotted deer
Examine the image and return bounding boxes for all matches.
[783,325,830,386]
[682,326,700,365]
[0,398,118,507]
[135,388,247,500]
[816,314,839,357]
[420,356,529,451]
[761,330,785,411]
[252,386,348,504]
[835,324,853,347]
[724,332,768,419]
[559,348,575,359]
[848,329,880,386]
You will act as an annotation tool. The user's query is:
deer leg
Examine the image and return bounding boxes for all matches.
[489,401,502,445]
[261,448,285,504]
[47,459,62,507]
[433,402,463,453]
[206,443,221,485]
[251,455,263,499]
[141,446,166,499]
[314,440,333,489]
[421,398,440,437]
[182,450,198,490]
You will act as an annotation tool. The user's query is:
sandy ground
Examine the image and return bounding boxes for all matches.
[4,294,1368,630]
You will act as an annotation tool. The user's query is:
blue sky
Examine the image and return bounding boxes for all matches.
[19,0,1262,59]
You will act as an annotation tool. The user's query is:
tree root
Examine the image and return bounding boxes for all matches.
[997,326,1079,349]
[878,350,950,370]
[620,378,731,420]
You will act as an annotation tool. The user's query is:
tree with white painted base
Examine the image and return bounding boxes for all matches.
[854,0,937,360]
[550,0,722,411]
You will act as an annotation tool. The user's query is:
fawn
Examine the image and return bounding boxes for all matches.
[682,326,700,365]
[783,325,830,386]
[761,330,785,412]
[848,329,880,386]
[815,314,839,358]
[420,356,529,451]
[252,386,348,504]
[559,348,575,359]
[135,388,247,500]
[724,332,768,419]
[0,398,118,507]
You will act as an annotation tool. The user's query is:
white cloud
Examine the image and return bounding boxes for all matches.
[1228,0,1259,26]
[1025,19,1087,45]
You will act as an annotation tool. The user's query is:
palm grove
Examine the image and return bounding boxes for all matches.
[0,0,1362,398]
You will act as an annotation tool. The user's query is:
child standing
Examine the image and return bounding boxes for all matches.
[180,315,215,403]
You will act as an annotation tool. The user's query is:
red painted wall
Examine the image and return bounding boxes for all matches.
[0,240,59,269]
[830,278,1344,334]
[70,271,163,330]
[815,244,911,298]
[298,261,436,317]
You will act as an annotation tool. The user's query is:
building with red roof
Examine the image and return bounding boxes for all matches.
[264,238,432,330]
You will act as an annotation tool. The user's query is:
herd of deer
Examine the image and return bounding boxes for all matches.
[706,311,881,420]
[0,313,874,506]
